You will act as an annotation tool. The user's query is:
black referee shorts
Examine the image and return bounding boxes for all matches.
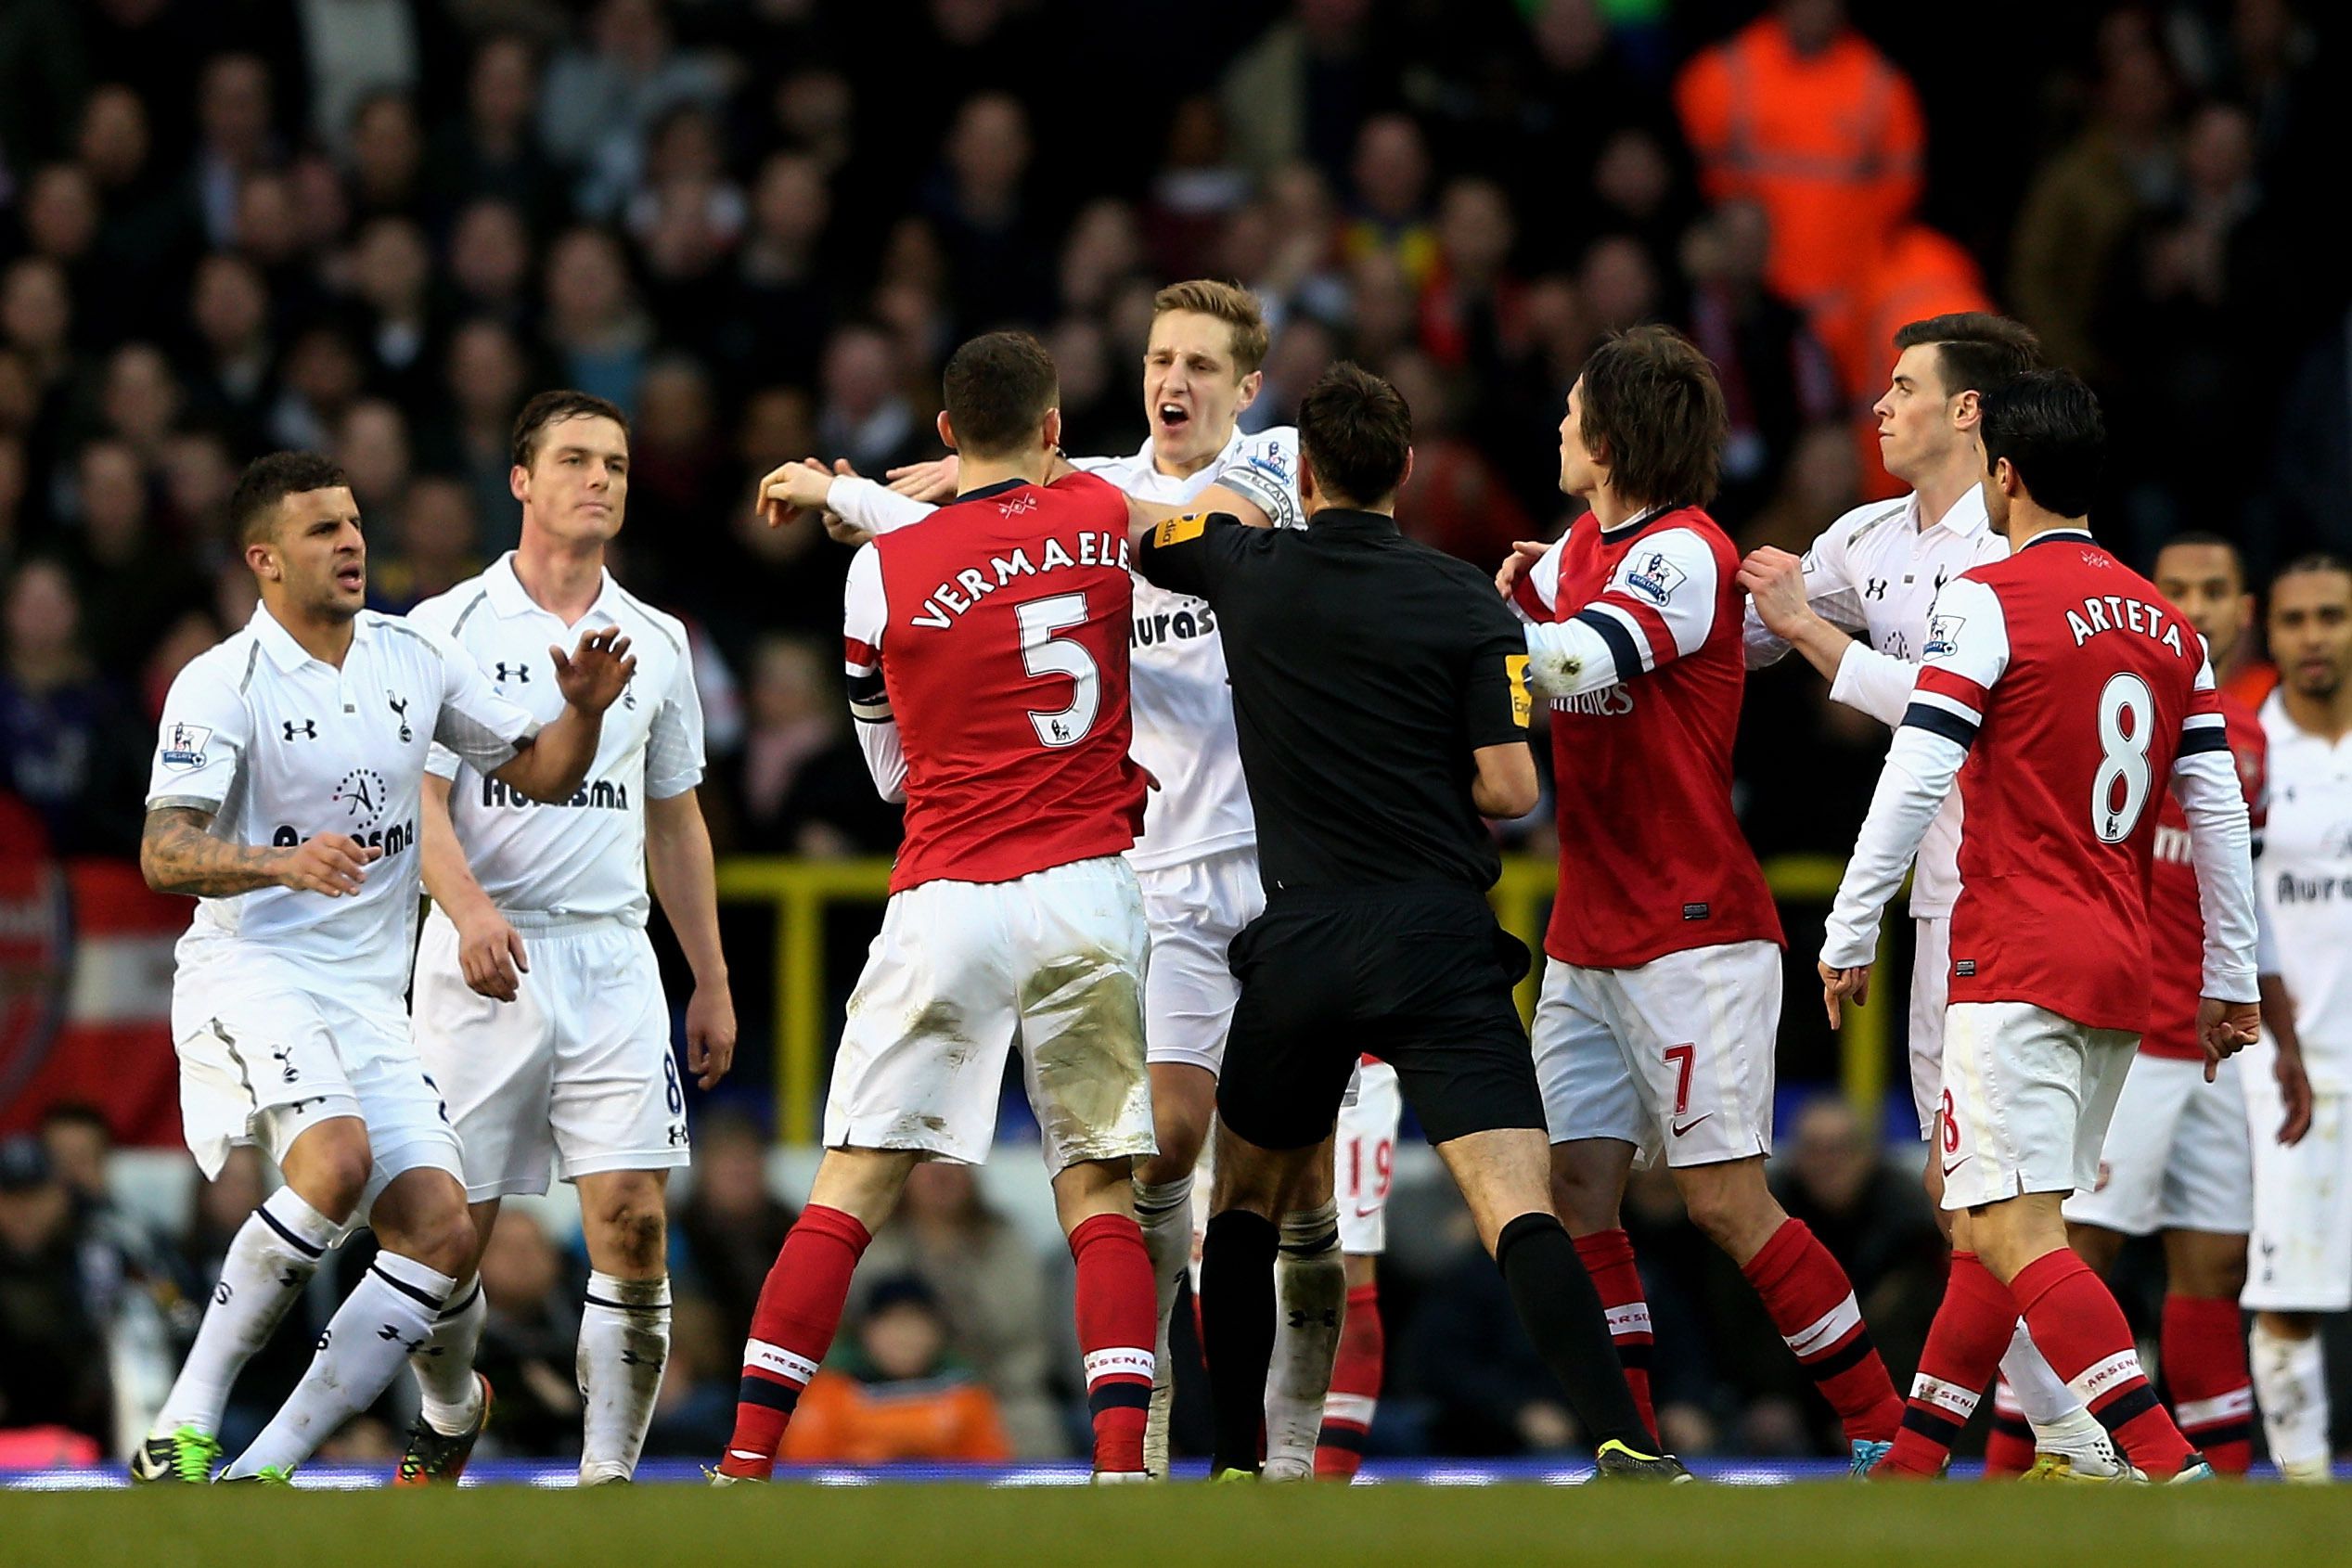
[1217,883,1544,1151]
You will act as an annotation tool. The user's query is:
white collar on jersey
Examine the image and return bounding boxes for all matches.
[1916,483,1991,540]
[482,551,620,624]
[250,599,376,672]
[1598,502,1674,538]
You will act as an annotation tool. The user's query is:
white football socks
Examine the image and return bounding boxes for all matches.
[409,1276,487,1435]
[578,1272,672,1484]
[152,1188,338,1438]
[1265,1201,1345,1481]
[1134,1175,1194,1479]
[224,1250,455,1477]
[2251,1320,2333,1482]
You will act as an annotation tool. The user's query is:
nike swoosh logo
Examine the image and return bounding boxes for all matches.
[1942,1155,1972,1176]
[1671,1114,1712,1137]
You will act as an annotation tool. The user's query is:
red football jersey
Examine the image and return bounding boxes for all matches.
[844,472,1149,893]
[2141,692,2266,1059]
[1909,529,2228,1033]
[1514,507,1783,968]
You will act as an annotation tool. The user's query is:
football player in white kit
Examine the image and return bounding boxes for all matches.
[394,392,736,1485]
[2243,554,2348,1482]
[132,452,632,1484]
[1737,314,2127,1478]
[763,281,1397,1477]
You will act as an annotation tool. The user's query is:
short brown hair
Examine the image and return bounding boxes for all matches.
[941,331,1059,459]
[230,451,350,544]
[1150,279,1270,377]
[511,390,630,470]
[1575,326,1727,509]
[1297,362,1411,507]
[1892,313,2041,405]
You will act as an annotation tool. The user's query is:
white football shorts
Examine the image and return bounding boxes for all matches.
[1336,1058,1401,1254]
[1909,917,1950,1139]
[826,855,1154,1173]
[411,906,688,1203]
[173,949,461,1220]
[2063,1052,2252,1237]
[1135,846,1264,1075]
[1936,1000,2137,1211]
[2242,1035,2352,1312]
[1534,940,1780,1169]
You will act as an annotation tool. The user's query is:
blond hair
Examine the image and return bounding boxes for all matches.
[1151,279,1270,377]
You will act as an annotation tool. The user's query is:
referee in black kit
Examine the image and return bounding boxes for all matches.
[1130,364,1683,1482]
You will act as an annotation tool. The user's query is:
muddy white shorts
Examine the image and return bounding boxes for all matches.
[1909,917,1950,1139]
[2063,1052,2252,1237]
[1135,847,1264,1075]
[1533,941,1781,1169]
[174,950,461,1220]
[2242,1035,2352,1312]
[825,856,1154,1173]
[411,906,688,1202]
[1936,1000,2136,1211]
[1336,1058,1401,1254]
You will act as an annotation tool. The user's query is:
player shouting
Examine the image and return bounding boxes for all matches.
[392,391,735,1485]
[1822,370,2258,1483]
[1504,327,1906,1465]
[133,453,631,1484]
[713,333,1162,1484]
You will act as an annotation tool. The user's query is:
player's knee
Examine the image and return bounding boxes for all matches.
[1678,1175,1774,1256]
[284,1126,373,1221]
[589,1189,668,1272]
[2172,1250,2247,1302]
[1548,1158,1618,1234]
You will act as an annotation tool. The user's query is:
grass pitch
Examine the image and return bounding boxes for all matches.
[7,1484,2352,1568]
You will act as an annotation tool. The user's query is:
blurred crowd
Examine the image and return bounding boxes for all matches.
[5,0,2351,1464]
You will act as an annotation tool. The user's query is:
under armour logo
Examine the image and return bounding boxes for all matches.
[283,719,317,740]
[1285,1308,1339,1330]
[667,1125,688,1146]
[1863,578,1889,601]
[378,1324,428,1352]
[495,662,530,684]
[388,691,411,742]
[621,1350,665,1369]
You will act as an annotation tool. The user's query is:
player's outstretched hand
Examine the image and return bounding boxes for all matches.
[686,980,738,1090]
[758,457,837,528]
[275,832,381,896]
[1737,546,1812,636]
[1494,540,1549,598]
[550,627,636,713]
[2272,1039,2314,1146]
[1819,959,1870,1028]
[456,909,529,1004]
[886,455,958,503]
[2196,996,2261,1082]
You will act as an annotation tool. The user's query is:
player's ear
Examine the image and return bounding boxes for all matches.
[509,463,530,505]
[1397,445,1415,495]
[1041,406,1063,452]
[244,538,277,581]
[1952,390,1981,431]
[1234,368,1263,413]
[936,409,958,453]
[1297,459,1318,503]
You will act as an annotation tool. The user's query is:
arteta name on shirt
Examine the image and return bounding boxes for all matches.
[904,531,1133,630]
[2063,593,2191,658]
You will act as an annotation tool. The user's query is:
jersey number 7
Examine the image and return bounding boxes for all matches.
[1018,592,1100,750]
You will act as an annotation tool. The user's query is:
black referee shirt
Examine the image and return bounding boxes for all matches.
[1133,508,1533,893]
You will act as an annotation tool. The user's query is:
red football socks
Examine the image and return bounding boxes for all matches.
[2163,1293,2253,1474]
[1742,1219,1902,1443]
[1315,1282,1384,1478]
[2011,1250,2195,1479]
[1573,1228,1658,1444]
[1882,1252,2013,1476]
[717,1203,871,1480]
[1070,1213,1156,1475]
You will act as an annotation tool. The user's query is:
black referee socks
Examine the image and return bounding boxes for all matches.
[1494,1212,1656,1452]
[1201,1208,1281,1474]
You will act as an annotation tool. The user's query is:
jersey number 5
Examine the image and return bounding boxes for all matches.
[2092,672,2155,843]
[1017,592,1100,749]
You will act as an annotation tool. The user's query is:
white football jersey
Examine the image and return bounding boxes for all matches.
[1746,487,2006,915]
[409,555,705,923]
[2257,691,2352,1088]
[146,603,538,997]
[828,424,1304,870]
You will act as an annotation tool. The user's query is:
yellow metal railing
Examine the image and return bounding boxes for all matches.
[718,854,1889,1143]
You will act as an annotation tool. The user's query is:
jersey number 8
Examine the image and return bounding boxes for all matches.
[1017,592,1100,749]
[2092,672,2155,843]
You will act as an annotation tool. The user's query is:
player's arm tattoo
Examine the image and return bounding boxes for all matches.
[139,805,285,896]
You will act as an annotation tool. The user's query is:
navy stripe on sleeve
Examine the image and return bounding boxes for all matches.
[1570,609,1641,687]
[1899,702,1980,748]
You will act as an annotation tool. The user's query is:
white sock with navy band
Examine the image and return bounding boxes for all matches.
[410,1276,488,1435]
[1266,1201,1345,1480]
[224,1251,456,1477]
[578,1272,672,1484]
[152,1188,339,1438]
